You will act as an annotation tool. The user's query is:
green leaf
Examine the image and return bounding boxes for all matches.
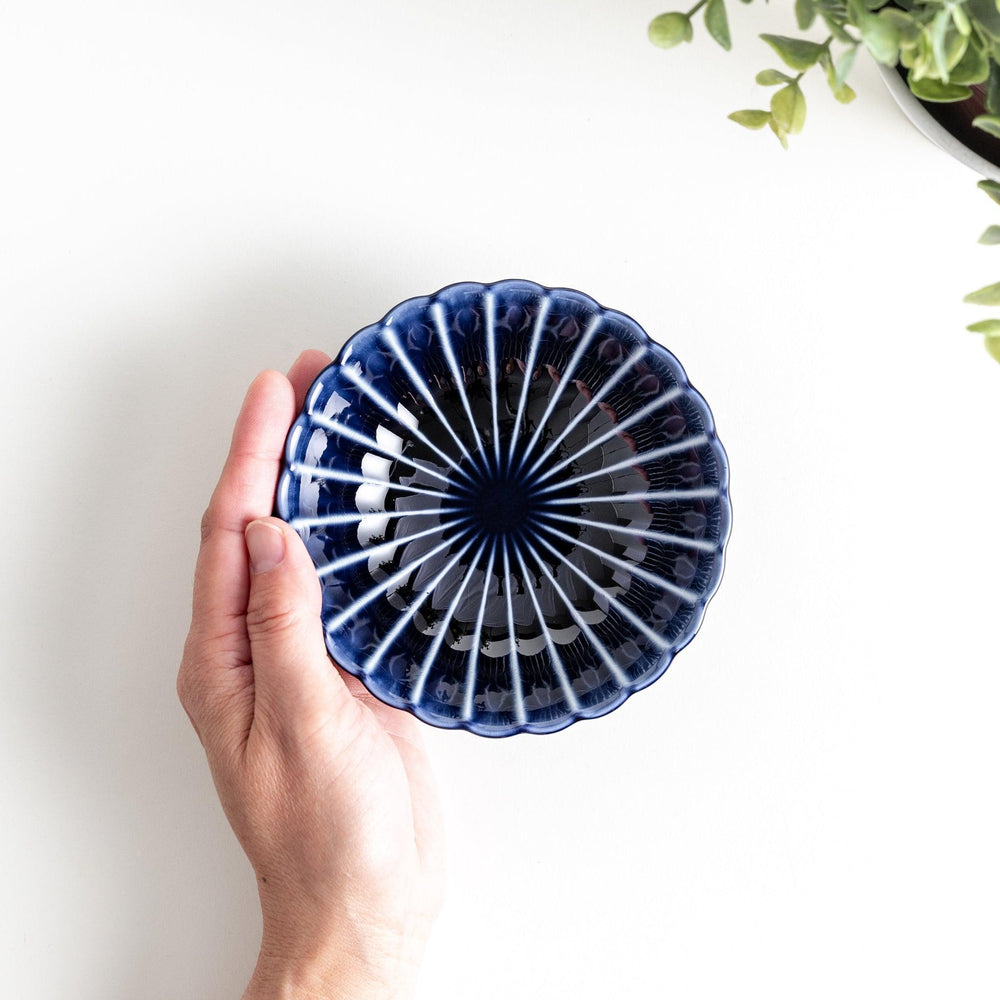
[704,0,731,50]
[760,33,826,70]
[756,68,794,85]
[819,40,857,102]
[950,2,972,37]
[973,113,1000,136]
[769,117,790,149]
[979,178,1000,204]
[945,25,970,71]
[988,59,1000,113]
[795,0,817,30]
[931,8,953,79]
[835,45,860,87]
[979,225,1000,244]
[967,318,1000,363]
[900,36,918,71]
[880,8,921,49]
[949,36,990,84]
[911,28,938,81]
[822,13,857,45]
[728,109,772,129]
[771,83,807,133]
[964,280,1000,304]
[648,12,693,48]
[860,10,902,65]
[908,75,973,100]
[968,0,1000,40]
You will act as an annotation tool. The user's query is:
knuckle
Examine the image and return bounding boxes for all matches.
[176,660,200,712]
[199,505,216,544]
[245,603,301,641]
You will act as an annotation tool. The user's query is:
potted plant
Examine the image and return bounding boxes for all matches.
[648,0,1000,362]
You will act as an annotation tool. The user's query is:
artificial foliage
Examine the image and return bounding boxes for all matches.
[649,0,1000,361]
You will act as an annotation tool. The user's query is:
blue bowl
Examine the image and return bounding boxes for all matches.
[277,280,731,737]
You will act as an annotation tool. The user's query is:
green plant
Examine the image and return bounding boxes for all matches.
[648,0,1000,362]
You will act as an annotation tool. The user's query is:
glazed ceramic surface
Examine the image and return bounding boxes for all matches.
[277,280,731,736]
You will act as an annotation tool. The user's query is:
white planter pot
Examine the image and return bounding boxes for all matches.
[877,62,1000,183]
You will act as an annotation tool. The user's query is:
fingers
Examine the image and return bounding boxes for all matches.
[180,370,297,752]
[192,370,297,639]
[287,349,332,411]
[181,352,330,754]
[189,350,330,642]
[244,517,357,739]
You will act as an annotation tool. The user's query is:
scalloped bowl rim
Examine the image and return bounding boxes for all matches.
[276,278,733,737]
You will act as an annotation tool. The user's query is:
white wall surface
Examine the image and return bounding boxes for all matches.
[2,2,998,998]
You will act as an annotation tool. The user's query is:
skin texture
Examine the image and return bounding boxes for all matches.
[177,351,444,1000]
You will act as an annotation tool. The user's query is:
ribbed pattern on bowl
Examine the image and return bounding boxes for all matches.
[277,280,731,737]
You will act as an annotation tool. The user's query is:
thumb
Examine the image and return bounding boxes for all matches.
[244,517,354,736]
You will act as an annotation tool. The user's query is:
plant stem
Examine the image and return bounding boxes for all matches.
[687,0,709,17]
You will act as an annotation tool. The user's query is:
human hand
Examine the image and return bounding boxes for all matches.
[178,352,444,1000]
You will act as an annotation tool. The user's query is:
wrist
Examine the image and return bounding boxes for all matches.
[243,957,409,1000]
[243,959,397,1000]
[243,924,427,1000]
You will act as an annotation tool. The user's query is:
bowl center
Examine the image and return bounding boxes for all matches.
[467,474,533,536]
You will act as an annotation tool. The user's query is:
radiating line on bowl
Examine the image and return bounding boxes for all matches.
[312,521,458,578]
[545,487,718,506]
[361,536,478,677]
[535,388,683,485]
[530,532,670,651]
[409,539,488,707]
[500,538,528,726]
[462,539,498,723]
[506,296,551,474]
[511,312,604,479]
[512,544,581,713]
[383,327,481,473]
[305,413,457,489]
[292,508,468,530]
[519,536,630,689]
[484,290,502,474]
[538,434,710,496]
[531,518,700,604]
[290,463,455,503]
[431,301,489,467]
[339,363,477,487]
[323,531,475,628]
[521,345,648,481]
[535,510,717,553]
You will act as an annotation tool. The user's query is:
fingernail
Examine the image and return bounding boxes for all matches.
[246,520,286,574]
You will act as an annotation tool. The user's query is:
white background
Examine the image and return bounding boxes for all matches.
[2,1,999,998]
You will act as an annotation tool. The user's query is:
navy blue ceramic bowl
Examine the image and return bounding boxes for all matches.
[277,280,730,737]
